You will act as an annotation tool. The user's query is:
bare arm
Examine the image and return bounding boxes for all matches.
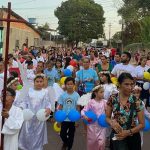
[130,110,145,134]
[106,104,123,133]
[116,110,145,140]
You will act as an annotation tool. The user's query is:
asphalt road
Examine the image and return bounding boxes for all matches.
[44,121,150,150]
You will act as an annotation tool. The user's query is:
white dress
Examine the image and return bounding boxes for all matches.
[19,88,51,150]
[26,69,35,86]
[1,105,24,150]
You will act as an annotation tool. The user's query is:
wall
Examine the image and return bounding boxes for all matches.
[2,10,41,54]
[41,40,69,48]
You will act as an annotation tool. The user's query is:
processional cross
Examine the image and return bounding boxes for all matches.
[0,2,27,150]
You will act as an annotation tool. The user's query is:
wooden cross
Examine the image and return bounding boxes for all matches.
[0,2,27,150]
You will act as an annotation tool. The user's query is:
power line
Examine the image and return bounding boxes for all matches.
[13,0,37,5]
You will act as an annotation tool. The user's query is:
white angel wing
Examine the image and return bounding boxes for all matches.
[53,83,64,102]
[46,86,56,112]
[77,93,91,106]
[111,84,119,95]
[18,61,27,83]
[17,61,34,108]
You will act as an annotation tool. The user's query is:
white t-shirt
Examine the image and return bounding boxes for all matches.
[102,50,110,58]
[36,56,44,62]
[111,63,136,77]
[32,59,38,68]
[135,65,150,83]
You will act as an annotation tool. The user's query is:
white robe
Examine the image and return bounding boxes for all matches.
[1,105,24,150]
[19,88,51,150]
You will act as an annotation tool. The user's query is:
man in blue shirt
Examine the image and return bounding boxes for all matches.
[110,53,121,69]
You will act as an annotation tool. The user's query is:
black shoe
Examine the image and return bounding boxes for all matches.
[61,143,67,150]
[67,147,71,150]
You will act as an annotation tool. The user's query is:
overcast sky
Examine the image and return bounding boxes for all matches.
[0,0,123,38]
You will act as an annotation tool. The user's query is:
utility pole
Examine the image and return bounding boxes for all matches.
[109,23,112,47]
[121,19,124,53]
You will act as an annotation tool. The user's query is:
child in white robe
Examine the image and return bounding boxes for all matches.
[18,74,51,150]
[1,88,24,150]
[7,77,23,108]
[26,60,35,86]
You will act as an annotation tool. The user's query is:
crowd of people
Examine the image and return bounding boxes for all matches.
[0,46,150,150]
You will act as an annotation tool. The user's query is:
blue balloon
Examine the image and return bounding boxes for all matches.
[68,109,81,122]
[63,69,72,77]
[143,118,150,132]
[98,114,109,128]
[54,110,67,123]
[83,111,97,124]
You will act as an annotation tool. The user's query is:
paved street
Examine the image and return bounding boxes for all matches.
[44,121,86,150]
[44,121,150,150]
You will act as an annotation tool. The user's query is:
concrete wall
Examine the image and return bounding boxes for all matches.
[1,10,41,54]
[41,40,68,48]
[3,27,41,53]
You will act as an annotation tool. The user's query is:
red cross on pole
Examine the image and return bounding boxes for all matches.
[0,2,27,150]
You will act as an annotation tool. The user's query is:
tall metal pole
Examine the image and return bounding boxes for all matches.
[121,19,124,53]
[1,2,11,150]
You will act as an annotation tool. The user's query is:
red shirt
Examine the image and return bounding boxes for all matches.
[111,48,116,56]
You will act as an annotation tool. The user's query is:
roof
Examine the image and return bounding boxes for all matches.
[0,8,42,36]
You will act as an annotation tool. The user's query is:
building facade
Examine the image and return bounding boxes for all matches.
[0,8,41,54]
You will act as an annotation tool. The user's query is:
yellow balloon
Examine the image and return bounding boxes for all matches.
[113,81,119,86]
[60,77,67,86]
[111,77,118,86]
[144,72,150,80]
[53,122,61,132]
[111,77,117,82]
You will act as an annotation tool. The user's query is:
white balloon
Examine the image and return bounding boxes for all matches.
[143,82,150,90]
[36,109,50,122]
[23,109,34,121]
[67,65,74,72]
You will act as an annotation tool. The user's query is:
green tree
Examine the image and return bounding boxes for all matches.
[140,16,150,43]
[54,0,105,46]
[118,0,150,20]
[112,31,122,42]
[38,23,51,40]
[117,0,150,46]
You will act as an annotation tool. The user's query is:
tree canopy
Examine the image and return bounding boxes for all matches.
[54,0,105,45]
[116,0,150,46]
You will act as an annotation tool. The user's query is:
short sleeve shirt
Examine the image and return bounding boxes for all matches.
[44,68,59,86]
[75,68,99,93]
[135,65,150,82]
[111,63,136,77]
[107,94,143,130]
[58,91,80,121]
